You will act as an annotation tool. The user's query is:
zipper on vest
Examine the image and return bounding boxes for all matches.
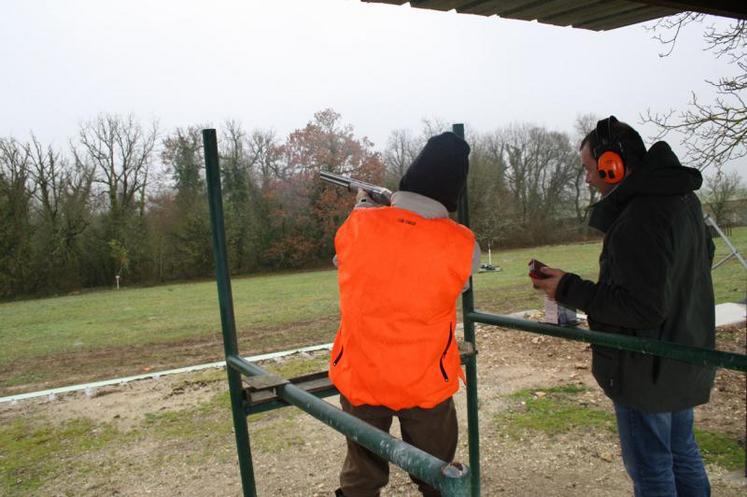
[333,346,344,366]
[439,323,453,382]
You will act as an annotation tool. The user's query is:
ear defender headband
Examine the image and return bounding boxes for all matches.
[593,116,625,185]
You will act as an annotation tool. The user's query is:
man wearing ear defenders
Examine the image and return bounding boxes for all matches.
[531,116,715,497]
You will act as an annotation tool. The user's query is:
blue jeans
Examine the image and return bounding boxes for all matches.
[614,403,710,497]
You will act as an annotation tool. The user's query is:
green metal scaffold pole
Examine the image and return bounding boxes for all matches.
[204,129,258,497]
[203,128,472,497]
[453,123,481,497]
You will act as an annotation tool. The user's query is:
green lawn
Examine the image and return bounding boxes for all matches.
[0,228,744,393]
[473,226,746,313]
[0,271,339,365]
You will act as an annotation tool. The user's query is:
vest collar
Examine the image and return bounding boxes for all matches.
[391,191,448,219]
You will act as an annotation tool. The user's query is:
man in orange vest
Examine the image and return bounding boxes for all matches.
[330,132,479,497]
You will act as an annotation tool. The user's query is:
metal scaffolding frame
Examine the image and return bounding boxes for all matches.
[705,214,747,270]
[203,125,747,497]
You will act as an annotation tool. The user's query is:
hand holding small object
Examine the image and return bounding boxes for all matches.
[528,259,565,300]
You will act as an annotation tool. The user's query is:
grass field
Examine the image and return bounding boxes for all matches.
[473,227,746,312]
[0,270,339,365]
[0,228,744,395]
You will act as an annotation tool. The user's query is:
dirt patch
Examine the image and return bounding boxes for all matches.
[1,322,745,497]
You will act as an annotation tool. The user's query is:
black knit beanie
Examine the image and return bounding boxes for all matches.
[398,132,470,212]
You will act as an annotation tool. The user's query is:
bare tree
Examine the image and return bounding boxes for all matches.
[74,114,158,218]
[27,135,93,249]
[467,132,514,246]
[247,129,283,186]
[642,14,746,170]
[382,128,421,188]
[0,137,33,295]
[72,114,157,285]
[495,124,579,243]
[0,137,33,198]
[420,117,449,141]
[27,137,90,220]
[572,113,600,222]
[702,169,743,225]
[161,126,204,201]
[220,120,252,202]
[503,126,577,220]
[27,135,63,222]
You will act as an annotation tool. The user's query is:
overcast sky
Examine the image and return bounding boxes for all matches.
[1,0,744,177]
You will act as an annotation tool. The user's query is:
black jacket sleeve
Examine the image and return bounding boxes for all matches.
[556,213,672,330]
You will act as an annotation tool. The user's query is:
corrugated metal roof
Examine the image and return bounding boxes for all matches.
[362,1,747,31]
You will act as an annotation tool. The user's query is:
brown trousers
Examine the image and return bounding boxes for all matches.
[338,395,458,497]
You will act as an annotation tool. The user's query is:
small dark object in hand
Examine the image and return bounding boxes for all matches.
[528,259,550,279]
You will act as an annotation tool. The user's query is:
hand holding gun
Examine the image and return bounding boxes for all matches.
[319,171,392,206]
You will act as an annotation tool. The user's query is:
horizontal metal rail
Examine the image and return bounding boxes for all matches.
[243,344,478,414]
[227,355,471,497]
[468,311,747,372]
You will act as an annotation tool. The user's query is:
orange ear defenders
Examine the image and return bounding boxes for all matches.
[593,116,625,185]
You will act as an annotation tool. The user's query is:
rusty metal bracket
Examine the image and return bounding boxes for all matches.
[244,371,331,407]
[245,374,289,391]
[458,340,476,358]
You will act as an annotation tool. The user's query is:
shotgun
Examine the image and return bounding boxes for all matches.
[319,171,392,206]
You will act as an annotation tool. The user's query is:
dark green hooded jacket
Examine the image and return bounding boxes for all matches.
[556,141,716,412]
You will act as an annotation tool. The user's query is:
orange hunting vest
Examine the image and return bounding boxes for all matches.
[329,206,474,410]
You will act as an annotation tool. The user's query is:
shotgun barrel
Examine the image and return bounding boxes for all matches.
[319,171,392,206]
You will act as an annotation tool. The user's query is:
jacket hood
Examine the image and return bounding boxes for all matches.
[589,142,703,233]
[625,141,702,196]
